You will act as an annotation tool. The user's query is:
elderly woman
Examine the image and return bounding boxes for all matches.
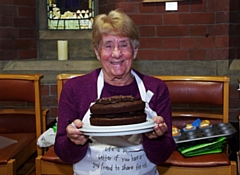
[54,9,176,175]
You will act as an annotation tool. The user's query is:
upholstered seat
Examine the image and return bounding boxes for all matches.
[36,146,73,175]
[41,147,70,164]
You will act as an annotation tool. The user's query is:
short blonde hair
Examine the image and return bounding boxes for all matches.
[92,9,139,49]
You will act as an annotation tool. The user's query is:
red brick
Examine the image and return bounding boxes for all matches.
[208,0,230,11]
[190,0,207,12]
[163,13,180,25]
[130,14,162,25]
[98,0,108,6]
[216,12,230,23]
[138,49,156,60]
[41,84,50,96]
[0,5,17,16]
[0,28,18,38]
[0,0,13,5]
[50,84,57,96]
[139,2,156,13]
[155,3,165,13]
[189,25,207,36]
[163,38,180,48]
[13,0,35,7]
[15,39,36,49]
[50,107,58,119]
[180,37,215,49]
[0,16,13,26]
[215,36,229,48]
[156,50,189,60]
[177,1,190,12]
[19,29,36,38]
[207,49,229,60]
[189,49,206,60]
[208,24,229,36]
[0,50,18,60]
[180,13,215,24]
[14,17,36,28]
[230,84,239,98]
[156,26,188,37]
[41,96,58,107]
[0,39,15,49]
[139,26,155,37]
[140,38,163,49]
[115,2,139,13]
[19,49,37,59]
[18,6,35,17]
[229,98,239,108]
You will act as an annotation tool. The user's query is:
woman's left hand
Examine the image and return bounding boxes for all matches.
[145,116,168,139]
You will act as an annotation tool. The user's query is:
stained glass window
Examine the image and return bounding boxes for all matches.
[47,0,95,30]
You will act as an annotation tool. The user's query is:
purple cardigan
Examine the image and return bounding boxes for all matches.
[54,68,176,165]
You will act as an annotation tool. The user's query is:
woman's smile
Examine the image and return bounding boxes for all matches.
[110,60,124,65]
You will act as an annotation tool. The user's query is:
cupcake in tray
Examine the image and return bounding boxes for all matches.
[199,120,212,129]
[172,126,181,137]
[183,123,196,132]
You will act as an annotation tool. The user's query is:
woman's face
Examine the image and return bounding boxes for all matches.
[95,34,138,81]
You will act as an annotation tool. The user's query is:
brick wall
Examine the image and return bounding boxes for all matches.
[0,0,37,60]
[99,0,239,61]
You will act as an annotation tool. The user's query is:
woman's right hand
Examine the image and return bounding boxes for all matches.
[66,119,89,145]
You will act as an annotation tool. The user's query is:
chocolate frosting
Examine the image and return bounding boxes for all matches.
[96,95,139,104]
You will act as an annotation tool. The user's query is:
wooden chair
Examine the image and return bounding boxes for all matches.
[36,74,82,175]
[0,74,48,175]
[155,76,236,175]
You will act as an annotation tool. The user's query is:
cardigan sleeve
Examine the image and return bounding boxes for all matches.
[53,70,100,163]
[142,78,176,165]
[54,81,89,163]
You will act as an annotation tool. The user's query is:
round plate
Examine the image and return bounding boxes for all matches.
[79,119,155,133]
[83,128,154,136]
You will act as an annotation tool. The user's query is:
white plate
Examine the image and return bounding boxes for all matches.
[79,119,155,133]
[83,128,154,136]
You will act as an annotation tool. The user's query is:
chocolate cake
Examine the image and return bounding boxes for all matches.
[90,95,146,126]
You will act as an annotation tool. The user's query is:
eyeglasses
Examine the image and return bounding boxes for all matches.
[101,41,132,53]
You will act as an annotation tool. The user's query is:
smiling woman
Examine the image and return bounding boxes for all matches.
[54,9,176,175]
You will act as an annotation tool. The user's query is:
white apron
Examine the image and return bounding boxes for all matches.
[73,70,159,175]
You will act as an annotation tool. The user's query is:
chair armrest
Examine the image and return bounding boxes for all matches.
[41,109,49,132]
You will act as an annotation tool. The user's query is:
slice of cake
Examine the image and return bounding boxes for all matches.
[90,95,146,126]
